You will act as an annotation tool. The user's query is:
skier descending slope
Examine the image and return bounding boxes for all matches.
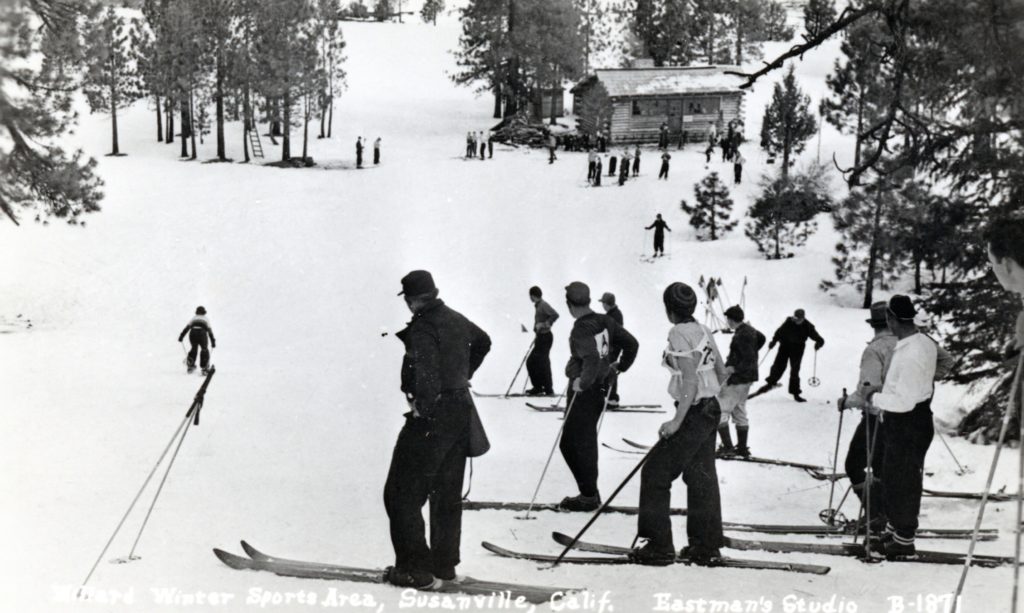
[645,214,671,258]
[753,309,825,402]
[386,270,492,588]
[631,282,727,566]
[559,281,638,511]
[178,306,216,375]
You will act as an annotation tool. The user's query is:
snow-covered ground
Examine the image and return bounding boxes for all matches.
[2,7,1021,613]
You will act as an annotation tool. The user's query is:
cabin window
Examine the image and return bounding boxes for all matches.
[631,99,670,116]
[685,97,721,115]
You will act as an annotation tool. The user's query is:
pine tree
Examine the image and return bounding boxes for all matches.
[81,6,142,156]
[0,0,103,225]
[314,0,347,138]
[421,0,444,25]
[451,0,515,118]
[757,0,791,41]
[680,172,737,240]
[760,64,816,180]
[576,80,612,137]
[803,0,836,40]
[689,0,732,65]
[746,164,830,259]
[373,0,391,21]
[514,0,584,124]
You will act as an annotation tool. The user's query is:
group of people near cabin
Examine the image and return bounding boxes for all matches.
[354,137,383,168]
[586,146,644,186]
[464,130,494,160]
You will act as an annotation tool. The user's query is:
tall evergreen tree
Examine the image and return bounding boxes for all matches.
[758,0,790,41]
[803,0,836,40]
[746,164,830,259]
[680,172,737,240]
[81,6,142,156]
[315,0,347,138]
[514,0,584,124]
[0,0,103,225]
[760,64,816,180]
[689,0,732,65]
[421,0,444,25]
[451,0,514,118]
[576,80,612,136]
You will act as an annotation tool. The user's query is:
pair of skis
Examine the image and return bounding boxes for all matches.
[614,438,829,471]
[527,402,665,414]
[804,468,1018,502]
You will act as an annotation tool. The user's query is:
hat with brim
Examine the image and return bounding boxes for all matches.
[866,301,887,326]
[886,294,917,321]
[398,270,436,296]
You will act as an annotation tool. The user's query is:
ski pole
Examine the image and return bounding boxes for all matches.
[823,389,847,526]
[808,349,821,387]
[504,339,535,398]
[934,428,968,475]
[518,383,577,521]
[548,439,664,569]
[180,340,189,365]
[595,373,618,435]
[952,355,1023,612]
[1014,363,1024,613]
[740,276,747,310]
[758,345,776,366]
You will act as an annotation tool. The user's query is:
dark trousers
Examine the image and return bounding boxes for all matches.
[653,234,665,255]
[767,344,804,394]
[526,332,554,393]
[734,164,742,183]
[588,161,596,181]
[618,169,628,186]
[560,384,607,497]
[187,331,210,369]
[632,158,640,176]
[488,141,493,158]
[383,397,470,574]
[548,146,556,163]
[659,161,669,179]
[480,143,486,159]
[374,149,380,165]
[356,150,363,168]
[880,401,934,539]
[594,169,601,186]
[638,397,723,551]
[844,412,885,515]
[608,158,617,176]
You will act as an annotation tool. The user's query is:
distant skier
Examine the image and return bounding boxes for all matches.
[716,306,766,458]
[547,132,558,164]
[608,153,617,177]
[479,131,486,159]
[600,292,624,406]
[629,282,726,566]
[594,156,603,186]
[658,122,669,149]
[587,151,598,183]
[646,214,671,257]
[526,286,559,396]
[374,137,382,165]
[559,281,639,511]
[733,151,745,184]
[704,140,714,164]
[632,145,641,177]
[658,151,671,180]
[356,137,364,168]
[488,132,494,158]
[465,131,474,158]
[753,309,825,402]
[618,150,631,186]
[178,306,216,375]
[386,270,491,587]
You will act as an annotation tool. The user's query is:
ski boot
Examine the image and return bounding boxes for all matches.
[716,445,737,458]
[384,566,439,590]
[792,393,807,403]
[679,546,722,566]
[187,364,196,374]
[734,445,751,458]
[558,493,601,512]
[629,541,675,566]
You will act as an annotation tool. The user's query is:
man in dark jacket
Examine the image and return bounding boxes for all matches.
[356,137,364,168]
[646,214,671,257]
[716,306,765,457]
[754,309,824,402]
[600,292,624,406]
[178,306,215,375]
[384,270,491,589]
[559,281,639,511]
[526,286,559,396]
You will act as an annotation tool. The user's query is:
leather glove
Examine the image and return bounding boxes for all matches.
[769,340,777,349]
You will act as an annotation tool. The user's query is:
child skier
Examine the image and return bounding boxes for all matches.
[178,306,216,375]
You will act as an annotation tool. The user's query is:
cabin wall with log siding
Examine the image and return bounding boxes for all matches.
[607,94,744,145]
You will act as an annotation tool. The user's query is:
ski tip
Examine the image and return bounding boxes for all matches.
[240,540,262,560]
[551,532,573,546]
[213,548,253,570]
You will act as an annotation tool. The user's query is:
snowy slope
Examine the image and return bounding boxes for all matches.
[1,8,1020,613]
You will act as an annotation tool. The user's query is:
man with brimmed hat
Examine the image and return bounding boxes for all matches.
[631,282,727,566]
[755,308,825,402]
[599,292,623,406]
[716,305,766,458]
[385,270,492,588]
[838,301,896,531]
[559,281,639,511]
[525,286,559,396]
[862,294,937,560]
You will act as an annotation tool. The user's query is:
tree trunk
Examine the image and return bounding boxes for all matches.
[180,101,189,158]
[216,57,226,161]
[166,97,174,144]
[243,86,251,163]
[302,95,310,160]
[852,90,864,186]
[155,94,163,143]
[328,96,334,137]
[319,94,327,138]
[492,82,502,119]
[735,15,744,66]
[914,254,922,293]
[282,91,291,161]
[110,80,119,155]
[189,88,198,160]
[549,80,558,126]
[863,193,885,308]
[271,97,282,137]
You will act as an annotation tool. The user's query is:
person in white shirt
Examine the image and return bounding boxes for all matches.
[864,294,935,559]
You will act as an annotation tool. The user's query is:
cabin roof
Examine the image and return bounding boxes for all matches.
[573,66,746,98]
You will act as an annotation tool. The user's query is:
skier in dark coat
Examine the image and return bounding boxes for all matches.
[356,137,364,168]
[600,292,624,406]
[716,306,766,457]
[630,282,726,566]
[178,306,216,374]
[753,309,825,402]
[385,270,492,588]
[587,151,598,183]
[594,156,603,186]
[608,153,617,177]
[526,286,559,396]
[646,214,671,257]
[632,146,641,177]
[733,151,745,184]
[559,282,639,511]
[618,151,630,186]
[658,151,671,180]
[374,137,382,165]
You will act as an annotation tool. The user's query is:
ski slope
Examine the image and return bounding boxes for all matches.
[1,6,1020,613]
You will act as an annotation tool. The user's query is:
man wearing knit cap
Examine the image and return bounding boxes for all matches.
[525,286,559,396]
[716,305,765,458]
[755,308,825,402]
[600,292,623,406]
[632,282,727,566]
[559,281,639,511]
[385,270,492,588]
[862,294,936,560]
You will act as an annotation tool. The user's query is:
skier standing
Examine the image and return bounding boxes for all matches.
[733,151,745,184]
[618,150,631,186]
[658,151,671,180]
[547,132,558,164]
[385,270,492,587]
[374,137,382,165]
[525,286,559,396]
[356,137,364,168]
[178,306,216,375]
[631,282,726,566]
[559,282,639,511]
[985,213,1024,378]
[632,145,641,177]
[587,151,598,183]
[608,153,617,177]
[704,140,714,165]
[479,131,486,159]
[594,156,603,186]
[716,306,766,457]
[646,214,671,257]
[753,309,825,402]
[599,292,624,407]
